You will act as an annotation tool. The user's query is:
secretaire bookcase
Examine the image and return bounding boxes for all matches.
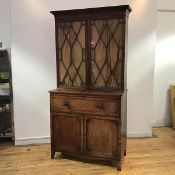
[49,5,131,171]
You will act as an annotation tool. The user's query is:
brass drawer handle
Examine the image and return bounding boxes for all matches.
[63,101,70,108]
[96,103,104,110]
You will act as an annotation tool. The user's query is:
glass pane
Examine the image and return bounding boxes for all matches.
[91,19,124,89]
[57,21,86,87]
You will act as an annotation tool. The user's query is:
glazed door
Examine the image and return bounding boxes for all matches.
[84,116,118,158]
[56,21,86,88]
[90,18,124,90]
[52,114,83,153]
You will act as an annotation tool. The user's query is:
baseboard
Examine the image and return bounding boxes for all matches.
[15,136,51,146]
[153,122,171,127]
[15,132,153,145]
[127,131,152,138]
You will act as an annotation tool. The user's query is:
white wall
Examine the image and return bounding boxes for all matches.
[153,0,175,126]
[127,0,156,137]
[0,0,11,48]
[158,0,175,10]
[10,0,156,145]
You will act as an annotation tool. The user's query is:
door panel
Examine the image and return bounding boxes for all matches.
[57,21,86,87]
[85,117,118,157]
[90,19,124,89]
[52,114,82,153]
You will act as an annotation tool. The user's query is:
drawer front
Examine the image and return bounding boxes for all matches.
[51,95,120,115]
[71,98,119,115]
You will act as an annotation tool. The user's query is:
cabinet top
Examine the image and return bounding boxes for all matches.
[50,5,132,17]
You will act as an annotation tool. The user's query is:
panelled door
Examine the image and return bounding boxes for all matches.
[84,116,118,158]
[52,114,83,153]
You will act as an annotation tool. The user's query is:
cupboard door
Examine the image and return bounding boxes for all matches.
[90,19,124,89]
[84,116,118,158]
[57,21,86,88]
[52,114,82,153]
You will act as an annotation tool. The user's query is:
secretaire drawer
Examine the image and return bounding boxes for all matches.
[50,95,120,115]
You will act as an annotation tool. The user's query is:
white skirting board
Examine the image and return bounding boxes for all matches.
[15,137,50,146]
[127,131,152,138]
[15,131,152,146]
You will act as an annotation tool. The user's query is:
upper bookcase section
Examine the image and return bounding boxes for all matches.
[51,5,131,90]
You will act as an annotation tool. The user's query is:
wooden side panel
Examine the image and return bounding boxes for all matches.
[52,114,82,153]
[170,85,175,128]
[121,92,127,157]
[85,117,118,158]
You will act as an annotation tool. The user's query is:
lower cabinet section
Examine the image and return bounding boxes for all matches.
[50,90,126,171]
[51,113,122,170]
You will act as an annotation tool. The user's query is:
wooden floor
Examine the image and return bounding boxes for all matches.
[0,127,175,175]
